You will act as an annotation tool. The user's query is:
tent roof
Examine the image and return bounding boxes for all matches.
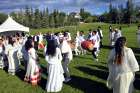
[0,16,29,33]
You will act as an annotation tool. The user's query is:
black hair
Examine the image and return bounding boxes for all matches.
[63,32,68,37]
[16,32,20,37]
[25,39,33,51]
[21,32,25,37]
[46,39,57,57]
[8,37,14,46]
[114,37,126,65]
[54,32,59,36]
[93,30,97,34]
[27,36,32,40]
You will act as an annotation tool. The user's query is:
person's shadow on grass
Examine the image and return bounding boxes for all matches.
[134,72,140,90]
[65,75,112,93]
[75,66,108,80]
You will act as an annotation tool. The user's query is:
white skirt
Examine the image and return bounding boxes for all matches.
[46,63,64,92]
[113,72,134,93]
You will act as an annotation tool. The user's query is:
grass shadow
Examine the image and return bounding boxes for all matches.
[74,55,92,60]
[76,66,108,80]
[38,76,47,90]
[134,72,140,90]
[40,65,48,76]
[38,65,48,90]
[3,66,8,73]
[16,68,26,81]
[65,75,112,93]
[135,55,140,65]
[131,47,140,54]
[88,64,108,71]
[37,53,45,59]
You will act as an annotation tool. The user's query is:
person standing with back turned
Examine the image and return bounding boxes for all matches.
[107,37,139,93]
[45,40,64,92]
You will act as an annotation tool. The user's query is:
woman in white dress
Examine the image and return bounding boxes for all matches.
[5,37,17,75]
[107,37,139,93]
[0,38,5,69]
[24,39,41,86]
[45,40,64,92]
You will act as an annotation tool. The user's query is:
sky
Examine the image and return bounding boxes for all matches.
[0,0,140,15]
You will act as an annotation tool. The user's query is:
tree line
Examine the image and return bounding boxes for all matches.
[0,7,98,29]
[0,0,140,29]
[99,0,140,24]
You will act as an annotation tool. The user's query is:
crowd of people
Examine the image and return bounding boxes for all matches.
[0,25,139,93]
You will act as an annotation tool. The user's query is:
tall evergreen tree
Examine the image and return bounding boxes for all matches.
[126,0,134,24]
[34,8,41,28]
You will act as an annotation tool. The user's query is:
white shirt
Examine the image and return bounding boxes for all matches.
[137,30,140,38]
[39,34,43,43]
[34,35,38,42]
[78,35,85,44]
[114,31,122,41]
[90,34,100,48]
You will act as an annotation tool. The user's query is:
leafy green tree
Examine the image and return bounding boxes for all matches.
[80,8,91,22]
[0,13,7,25]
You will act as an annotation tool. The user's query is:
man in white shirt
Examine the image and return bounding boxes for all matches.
[114,28,122,42]
[136,26,140,47]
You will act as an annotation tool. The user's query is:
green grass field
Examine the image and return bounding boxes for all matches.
[0,23,140,93]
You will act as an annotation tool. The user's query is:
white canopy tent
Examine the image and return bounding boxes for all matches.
[0,16,29,34]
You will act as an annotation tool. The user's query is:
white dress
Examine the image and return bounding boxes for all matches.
[0,45,5,69]
[5,44,18,74]
[25,48,40,84]
[45,48,64,92]
[107,47,139,93]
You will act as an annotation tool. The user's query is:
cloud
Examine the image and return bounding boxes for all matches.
[0,0,139,15]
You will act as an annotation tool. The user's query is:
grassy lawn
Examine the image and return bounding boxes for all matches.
[0,23,140,93]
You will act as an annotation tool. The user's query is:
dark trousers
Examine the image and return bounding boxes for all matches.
[34,41,38,50]
[92,48,97,59]
[100,41,103,48]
